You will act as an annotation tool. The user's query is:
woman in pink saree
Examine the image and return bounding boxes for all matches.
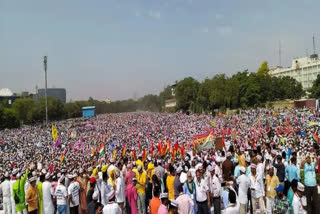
[126,177,138,214]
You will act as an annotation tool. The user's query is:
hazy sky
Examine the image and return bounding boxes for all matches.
[1,0,320,101]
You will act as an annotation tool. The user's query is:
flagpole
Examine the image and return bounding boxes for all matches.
[43,56,48,125]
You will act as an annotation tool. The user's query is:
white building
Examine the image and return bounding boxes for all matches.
[269,55,320,90]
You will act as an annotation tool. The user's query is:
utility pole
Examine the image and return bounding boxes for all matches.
[44,56,48,125]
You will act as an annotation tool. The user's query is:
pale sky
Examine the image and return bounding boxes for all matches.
[1,0,319,101]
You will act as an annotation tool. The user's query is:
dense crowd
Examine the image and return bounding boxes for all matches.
[0,109,320,214]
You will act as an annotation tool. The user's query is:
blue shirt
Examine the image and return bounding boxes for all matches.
[246,167,251,176]
[234,165,240,179]
[304,162,317,187]
[285,165,300,182]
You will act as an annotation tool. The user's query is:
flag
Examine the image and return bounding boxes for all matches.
[313,133,320,144]
[221,136,226,149]
[138,136,141,152]
[180,144,185,159]
[132,148,136,160]
[54,136,61,148]
[122,145,126,157]
[227,127,231,136]
[193,130,214,151]
[145,138,149,147]
[151,142,154,156]
[158,141,162,154]
[252,138,255,149]
[52,125,58,142]
[113,149,116,159]
[142,148,147,161]
[99,143,105,156]
[60,153,65,164]
[91,147,94,157]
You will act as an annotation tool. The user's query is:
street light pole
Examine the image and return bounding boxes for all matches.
[44,56,48,125]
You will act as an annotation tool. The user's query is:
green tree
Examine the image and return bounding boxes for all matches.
[175,77,200,112]
[257,61,269,76]
[309,74,320,98]
[159,86,174,111]
[12,98,36,124]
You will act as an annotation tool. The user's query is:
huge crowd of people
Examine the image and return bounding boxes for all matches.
[0,109,320,214]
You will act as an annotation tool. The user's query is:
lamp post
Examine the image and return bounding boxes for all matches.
[43,56,48,125]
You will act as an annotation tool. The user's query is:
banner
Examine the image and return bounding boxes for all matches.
[194,130,215,151]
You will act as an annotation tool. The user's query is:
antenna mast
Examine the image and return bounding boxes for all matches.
[279,40,282,66]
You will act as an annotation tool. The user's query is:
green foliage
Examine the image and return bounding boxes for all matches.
[257,61,269,76]
[309,74,320,98]
[175,77,200,112]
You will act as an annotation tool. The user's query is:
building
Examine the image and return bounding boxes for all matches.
[36,88,66,103]
[82,106,96,118]
[0,88,18,105]
[269,54,320,90]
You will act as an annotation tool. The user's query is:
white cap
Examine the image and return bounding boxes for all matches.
[176,166,183,174]
[45,172,51,180]
[4,172,9,177]
[41,169,47,175]
[29,176,37,183]
[170,199,178,208]
[180,173,187,183]
[240,166,246,173]
[12,168,19,175]
[226,152,232,158]
[160,192,168,199]
[137,165,142,171]
[297,182,305,192]
[59,175,65,183]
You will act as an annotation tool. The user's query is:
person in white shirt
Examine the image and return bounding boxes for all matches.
[249,164,264,214]
[102,191,122,214]
[67,174,80,214]
[195,169,210,214]
[101,171,112,206]
[292,182,307,214]
[236,166,250,214]
[225,189,240,214]
[0,172,12,214]
[55,175,68,214]
[42,173,54,214]
[208,164,221,214]
[115,170,125,213]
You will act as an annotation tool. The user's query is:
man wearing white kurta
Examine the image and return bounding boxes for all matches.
[42,173,54,214]
[0,172,12,214]
[236,167,250,214]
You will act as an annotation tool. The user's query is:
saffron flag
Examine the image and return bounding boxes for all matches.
[60,153,65,164]
[52,125,58,142]
[132,148,136,160]
[158,141,162,154]
[151,142,154,156]
[180,144,185,159]
[138,136,141,152]
[91,147,94,157]
[99,143,105,156]
[122,145,126,157]
[113,149,116,159]
[142,148,146,161]
[313,133,320,144]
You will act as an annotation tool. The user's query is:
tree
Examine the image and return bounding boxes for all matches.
[175,77,200,112]
[159,86,173,110]
[12,98,36,124]
[309,74,320,98]
[257,61,269,76]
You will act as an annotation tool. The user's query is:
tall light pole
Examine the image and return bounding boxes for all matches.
[43,56,48,125]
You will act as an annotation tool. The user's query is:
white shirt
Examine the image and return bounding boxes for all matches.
[209,175,221,197]
[237,174,251,204]
[292,194,307,214]
[101,181,112,206]
[102,202,122,214]
[68,181,80,207]
[0,179,11,202]
[215,165,223,183]
[225,203,240,214]
[249,174,263,198]
[115,176,125,203]
[42,181,54,214]
[195,178,209,202]
[55,184,68,205]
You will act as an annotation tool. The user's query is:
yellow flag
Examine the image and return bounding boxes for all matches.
[52,125,58,142]
[113,149,116,159]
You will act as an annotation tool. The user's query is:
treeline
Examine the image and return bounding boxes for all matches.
[0,61,310,129]
[175,62,305,113]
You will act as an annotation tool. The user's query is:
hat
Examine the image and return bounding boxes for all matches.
[12,168,19,175]
[226,152,232,158]
[257,155,262,161]
[16,173,21,178]
[59,175,65,183]
[233,158,239,164]
[88,167,93,172]
[67,174,74,179]
[240,166,246,173]
[208,165,214,172]
[275,184,284,192]
[251,164,257,169]
[170,200,178,208]
[132,177,137,182]
[297,182,305,192]
[176,166,183,174]
[92,191,99,200]
[41,169,47,175]
[137,165,142,171]
[110,159,115,163]
[79,168,84,174]
[101,165,108,173]
[45,172,51,180]
[180,173,187,183]
[240,147,245,152]
[271,150,277,155]
[90,177,96,184]
[29,176,37,183]
[160,192,168,199]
